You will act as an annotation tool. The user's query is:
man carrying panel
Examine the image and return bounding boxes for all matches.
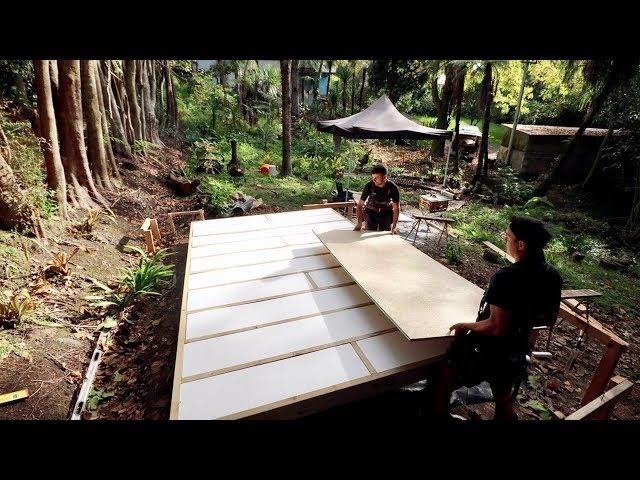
[354,164,400,234]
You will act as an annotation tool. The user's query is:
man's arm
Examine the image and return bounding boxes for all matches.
[449,304,511,336]
[391,202,399,234]
[354,199,366,231]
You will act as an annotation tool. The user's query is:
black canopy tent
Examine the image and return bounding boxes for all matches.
[317,95,456,188]
[317,95,453,140]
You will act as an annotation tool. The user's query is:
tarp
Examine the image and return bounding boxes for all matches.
[317,95,453,140]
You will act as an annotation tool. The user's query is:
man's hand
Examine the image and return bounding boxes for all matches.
[354,223,363,231]
[449,323,470,336]
[391,225,398,235]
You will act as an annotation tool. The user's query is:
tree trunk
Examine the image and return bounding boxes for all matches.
[342,77,347,116]
[123,60,143,142]
[431,63,457,157]
[80,60,112,191]
[137,61,148,142]
[57,60,105,209]
[582,102,616,190]
[359,67,367,109]
[146,60,162,144]
[623,160,640,247]
[291,59,300,119]
[313,60,324,111]
[326,61,333,96]
[472,62,493,185]
[33,60,68,219]
[280,60,292,176]
[351,62,356,115]
[164,61,179,131]
[533,65,620,196]
[105,64,133,157]
[452,66,466,173]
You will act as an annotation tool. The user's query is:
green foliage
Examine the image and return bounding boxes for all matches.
[443,238,465,265]
[522,399,553,420]
[523,196,555,209]
[86,387,116,411]
[198,176,236,215]
[0,331,31,361]
[0,113,51,215]
[0,289,35,327]
[84,247,175,311]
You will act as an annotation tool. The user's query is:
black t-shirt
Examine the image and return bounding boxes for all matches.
[478,256,563,346]
[361,180,400,210]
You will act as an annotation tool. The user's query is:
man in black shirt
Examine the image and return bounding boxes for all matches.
[430,216,563,420]
[354,164,401,233]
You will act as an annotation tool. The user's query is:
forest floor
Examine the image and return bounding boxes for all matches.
[1,138,638,421]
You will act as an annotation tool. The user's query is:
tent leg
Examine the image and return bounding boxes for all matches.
[333,134,342,152]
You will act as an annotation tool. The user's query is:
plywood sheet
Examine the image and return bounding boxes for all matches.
[316,230,484,340]
[190,243,327,273]
[188,254,340,289]
[178,344,370,420]
[185,285,372,340]
[356,331,451,372]
[191,236,285,258]
[187,273,312,311]
[191,220,353,247]
[192,214,269,236]
[308,267,354,289]
[182,305,392,378]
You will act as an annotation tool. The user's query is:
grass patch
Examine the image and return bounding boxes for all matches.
[0,331,31,361]
[414,114,504,148]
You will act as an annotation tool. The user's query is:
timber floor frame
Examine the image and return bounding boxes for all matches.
[170,208,454,420]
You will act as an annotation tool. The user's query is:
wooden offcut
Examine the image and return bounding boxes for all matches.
[315,229,484,340]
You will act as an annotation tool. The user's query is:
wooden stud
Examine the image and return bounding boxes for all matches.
[143,230,156,254]
[581,340,626,406]
[566,378,634,420]
[150,218,161,241]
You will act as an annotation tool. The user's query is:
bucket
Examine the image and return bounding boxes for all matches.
[268,165,278,176]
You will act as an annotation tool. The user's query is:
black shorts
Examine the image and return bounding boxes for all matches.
[365,209,393,231]
[447,333,526,397]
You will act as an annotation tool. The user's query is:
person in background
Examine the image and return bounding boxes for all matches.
[354,164,400,234]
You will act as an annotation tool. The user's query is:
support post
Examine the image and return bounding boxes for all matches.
[442,132,455,188]
[505,60,531,165]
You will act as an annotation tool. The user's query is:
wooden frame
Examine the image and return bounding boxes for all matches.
[140,218,162,254]
[483,241,629,406]
[303,200,356,220]
[167,209,205,235]
[170,209,454,420]
[565,376,634,420]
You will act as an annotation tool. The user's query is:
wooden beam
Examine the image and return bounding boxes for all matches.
[566,378,634,420]
[150,218,162,241]
[483,240,515,263]
[581,340,627,406]
[302,201,356,210]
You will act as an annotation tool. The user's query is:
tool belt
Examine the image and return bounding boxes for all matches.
[365,201,393,213]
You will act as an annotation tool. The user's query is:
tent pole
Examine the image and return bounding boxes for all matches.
[333,133,342,152]
[442,132,455,188]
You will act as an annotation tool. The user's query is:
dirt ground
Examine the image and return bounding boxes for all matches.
[1,140,637,421]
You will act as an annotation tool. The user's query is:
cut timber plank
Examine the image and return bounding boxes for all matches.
[185,285,372,341]
[566,379,634,420]
[316,230,484,340]
[561,289,602,299]
[308,267,354,288]
[181,305,393,379]
[187,273,312,311]
[483,240,515,263]
[190,243,328,272]
[191,220,354,247]
[188,254,340,289]
[356,331,452,372]
[178,344,370,420]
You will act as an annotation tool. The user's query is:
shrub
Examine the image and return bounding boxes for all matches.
[0,289,35,328]
[197,176,236,215]
[443,238,465,265]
